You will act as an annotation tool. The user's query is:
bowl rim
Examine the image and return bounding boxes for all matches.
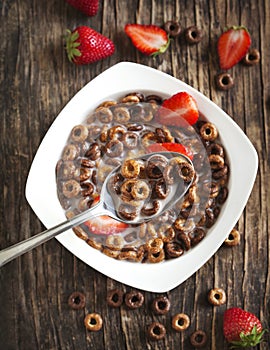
[25,62,258,292]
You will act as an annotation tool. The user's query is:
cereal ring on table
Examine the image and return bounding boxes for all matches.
[165,242,184,258]
[185,25,203,44]
[71,125,89,143]
[200,122,218,141]
[155,178,170,199]
[105,139,124,158]
[209,154,225,170]
[125,291,144,309]
[62,179,81,198]
[131,180,150,200]
[147,248,165,263]
[84,313,103,332]
[62,144,79,161]
[147,322,166,341]
[107,288,124,308]
[141,200,161,216]
[118,204,138,221]
[108,125,126,140]
[243,48,260,66]
[121,159,142,179]
[152,296,171,315]
[122,132,138,149]
[164,20,181,37]
[224,228,240,246]
[216,72,234,91]
[190,330,208,347]
[172,313,190,331]
[141,131,158,148]
[94,106,113,123]
[105,235,125,251]
[145,238,164,254]
[208,288,226,306]
[68,291,86,310]
[113,106,131,123]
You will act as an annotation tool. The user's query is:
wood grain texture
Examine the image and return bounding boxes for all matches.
[0,0,269,349]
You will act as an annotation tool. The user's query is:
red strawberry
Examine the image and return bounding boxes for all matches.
[156,92,199,126]
[223,307,266,348]
[83,196,128,235]
[65,26,115,65]
[84,216,128,235]
[217,26,251,70]
[146,143,193,160]
[65,0,99,17]
[125,24,170,56]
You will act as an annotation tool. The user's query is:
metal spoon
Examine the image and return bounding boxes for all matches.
[0,152,194,267]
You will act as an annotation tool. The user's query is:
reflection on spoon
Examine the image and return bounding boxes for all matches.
[0,152,194,267]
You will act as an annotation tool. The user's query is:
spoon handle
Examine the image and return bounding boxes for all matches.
[0,202,108,268]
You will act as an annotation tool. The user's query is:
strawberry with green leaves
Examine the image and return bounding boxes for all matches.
[217,26,251,70]
[156,91,199,126]
[125,24,171,56]
[223,307,266,348]
[65,26,115,65]
[65,0,99,17]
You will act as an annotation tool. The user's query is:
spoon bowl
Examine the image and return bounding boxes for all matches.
[0,151,193,267]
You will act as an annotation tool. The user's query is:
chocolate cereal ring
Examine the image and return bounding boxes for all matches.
[141,200,161,216]
[125,291,144,309]
[105,139,123,158]
[107,288,124,308]
[131,180,150,200]
[62,179,81,198]
[62,144,79,161]
[148,322,166,341]
[68,291,86,310]
[113,106,131,123]
[122,132,138,149]
[71,125,89,143]
[224,228,240,246]
[108,125,126,140]
[209,154,225,170]
[121,159,142,178]
[172,313,190,331]
[105,235,125,251]
[200,122,218,141]
[165,241,184,258]
[151,296,171,315]
[208,288,226,306]
[147,248,165,263]
[84,313,103,331]
[190,330,208,347]
[146,238,164,254]
[95,106,113,123]
[118,203,138,221]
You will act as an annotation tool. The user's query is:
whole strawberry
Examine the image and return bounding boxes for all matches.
[223,307,266,348]
[65,0,99,17]
[65,26,115,65]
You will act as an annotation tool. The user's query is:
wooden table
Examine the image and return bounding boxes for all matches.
[1,1,269,349]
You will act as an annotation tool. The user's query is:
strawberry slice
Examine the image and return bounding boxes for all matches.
[84,216,128,235]
[217,26,251,70]
[124,24,170,56]
[84,196,128,235]
[156,92,199,126]
[146,143,193,160]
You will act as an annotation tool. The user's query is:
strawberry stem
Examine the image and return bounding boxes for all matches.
[151,36,172,57]
[229,326,267,349]
[65,29,82,62]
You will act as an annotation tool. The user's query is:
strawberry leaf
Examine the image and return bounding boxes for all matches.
[229,326,266,349]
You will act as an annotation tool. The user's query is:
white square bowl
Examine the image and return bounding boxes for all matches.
[25,62,258,292]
